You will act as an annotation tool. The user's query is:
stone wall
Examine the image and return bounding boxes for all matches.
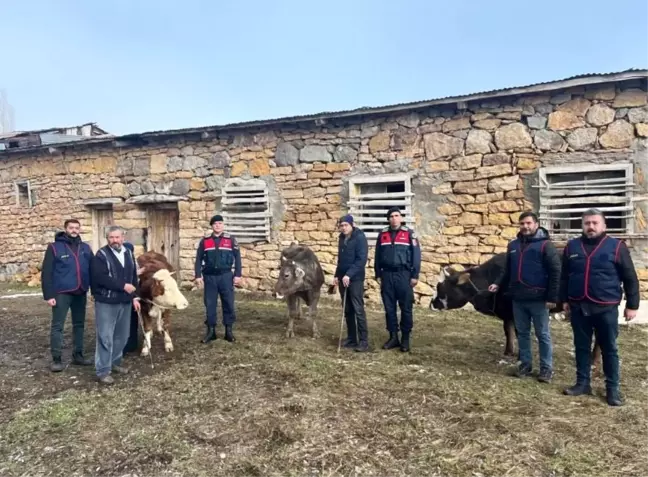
[0,78,646,301]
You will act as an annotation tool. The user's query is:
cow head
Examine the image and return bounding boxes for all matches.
[430,267,473,311]
[274,257,306,299]
[149,269,189,310]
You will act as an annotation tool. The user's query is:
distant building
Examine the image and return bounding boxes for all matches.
[0,123,110,151]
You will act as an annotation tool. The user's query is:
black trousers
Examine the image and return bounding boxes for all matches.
[339,280,368,343]
[50,293,87,360]
[380,270,414,333]
[570,305,620,391]
[123,305,139,354]
[204,272,236,326]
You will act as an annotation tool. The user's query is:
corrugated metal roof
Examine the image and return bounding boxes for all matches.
[1,69,646,154]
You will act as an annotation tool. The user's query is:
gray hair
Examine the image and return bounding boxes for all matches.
[105,225,125,238]
[582,208,606,222]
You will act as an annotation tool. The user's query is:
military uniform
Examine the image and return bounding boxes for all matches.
[195,218,242,343]
[374,207,421,352]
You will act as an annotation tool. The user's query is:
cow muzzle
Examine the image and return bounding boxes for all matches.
[176,298,189,310]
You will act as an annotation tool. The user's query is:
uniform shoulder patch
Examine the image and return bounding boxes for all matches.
[381,226,390,232]
[222,232,231,238]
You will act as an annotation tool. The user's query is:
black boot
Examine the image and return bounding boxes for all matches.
[606,388,624,407]
[225,325,236,343]
[342,337,358,349]
[382,332,400,350]
[400,332,410,352]
[72,353,93,366]
[202,325,216,343]
[354,341,369,352]
[563,383,593,396]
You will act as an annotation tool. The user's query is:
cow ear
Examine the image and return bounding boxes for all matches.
[295,267,305,278]
[457,272,470,285]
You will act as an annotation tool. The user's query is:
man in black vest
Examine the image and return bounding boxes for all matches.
[374,206,422,352]
[560,209,640,406]
[334,214,369,352]
[41,219,94,372]
[91,226,141,385]
[489,211,561,382]
[194,214,242,343]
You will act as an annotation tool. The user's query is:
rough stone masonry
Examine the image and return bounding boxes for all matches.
[0,74,647,304]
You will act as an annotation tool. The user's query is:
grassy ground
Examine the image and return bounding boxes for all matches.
[0,291,646,477]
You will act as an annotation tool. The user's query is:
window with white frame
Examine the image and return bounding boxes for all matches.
[347,173,413,239]
[15,180,33,207]
[537,163,634,236]
[221,179,271,243]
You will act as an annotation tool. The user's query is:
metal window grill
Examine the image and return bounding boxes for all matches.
[536,163,635,235]
[347,173,413,240]
[221,179,271,243]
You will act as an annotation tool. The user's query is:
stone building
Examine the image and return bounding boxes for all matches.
[1,69,647,303]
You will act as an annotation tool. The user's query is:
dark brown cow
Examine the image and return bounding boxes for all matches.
[136,251,189,356]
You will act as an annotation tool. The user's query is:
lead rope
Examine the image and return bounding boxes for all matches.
[467,277,497,315]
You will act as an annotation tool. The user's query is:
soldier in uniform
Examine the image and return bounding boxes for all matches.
[374,206,421,352]
[194,214,242,343]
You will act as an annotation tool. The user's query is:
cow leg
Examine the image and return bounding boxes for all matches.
[140,314,153,357]
[503,317,516,357]
[309,291,321,339]
[162,310,173,352]
[286,295,298,338]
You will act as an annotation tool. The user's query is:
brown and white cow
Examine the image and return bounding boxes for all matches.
[136,251,189,356]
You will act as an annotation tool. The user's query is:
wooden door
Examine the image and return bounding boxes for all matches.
[146,205,180,272]
[91,207,114,252]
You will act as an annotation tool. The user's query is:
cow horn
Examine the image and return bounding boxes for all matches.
[443,267,451,277]
[281,255,287,262]
[168,271,176,276]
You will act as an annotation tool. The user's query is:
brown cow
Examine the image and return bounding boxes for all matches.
[136,251,189,356]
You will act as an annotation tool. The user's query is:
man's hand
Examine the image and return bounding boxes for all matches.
[124,283,136,294]
[195,277,204,289]
[488,284,499,293]
[46,298,56,307]
[133,299,141,313]
[625,308,638,322]
[375,277,381,285]
[410,278,418,288]
[136,266,147,277]
[342,276,350,287]
[562,303,570,313]
[234,276,242,287]
[546,302,556,310]
[333,277,339,287]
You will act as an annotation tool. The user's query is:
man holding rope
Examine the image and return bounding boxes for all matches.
[333,215,369,352]
[90,225,141,385]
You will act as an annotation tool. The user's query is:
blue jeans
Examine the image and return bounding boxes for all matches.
[512,300,553,371]
[94,301,132,377]
[570,305,619,390]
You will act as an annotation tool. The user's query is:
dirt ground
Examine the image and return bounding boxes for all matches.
[0,287,647,477]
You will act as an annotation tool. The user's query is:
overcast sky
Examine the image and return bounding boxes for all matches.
[2,0,647,135]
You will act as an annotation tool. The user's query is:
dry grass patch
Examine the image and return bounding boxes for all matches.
[0,292,646,476]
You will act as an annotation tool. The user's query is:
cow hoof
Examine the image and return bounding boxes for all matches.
[311,333,321,340]
[165,343,174,352]
[286,330,295,338]
[141,348,150,357]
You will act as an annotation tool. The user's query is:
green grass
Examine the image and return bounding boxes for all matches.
[0,292,646,476]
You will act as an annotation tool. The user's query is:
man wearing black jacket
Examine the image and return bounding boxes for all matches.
[91,226,141,385]
[560,209,640,406]
[41,219,94,372]
[490,211,561,382]
[333,215,369,352]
